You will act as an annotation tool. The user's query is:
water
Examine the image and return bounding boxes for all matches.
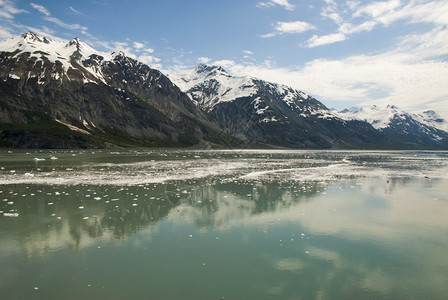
[1,149,448,299]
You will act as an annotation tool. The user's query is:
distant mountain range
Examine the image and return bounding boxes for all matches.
[1,32,447,149]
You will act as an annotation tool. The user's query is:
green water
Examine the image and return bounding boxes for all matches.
[1,149,448,299]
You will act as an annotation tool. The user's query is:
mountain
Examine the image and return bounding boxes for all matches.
[171,64,407,148]
[336,105,448,148]
[1,33,447,149]
[413,110,448,133]
[0,32,225,148]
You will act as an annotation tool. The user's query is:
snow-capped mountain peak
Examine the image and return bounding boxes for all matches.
[0,32,133,85]
[21,31,51,44]
[413,110,448,132]
[169,63,257,110]
[169,63,322,116]
[195,63,230,77]
[65,37,100,60]
[336,105,406,129]
[336,105,448,145]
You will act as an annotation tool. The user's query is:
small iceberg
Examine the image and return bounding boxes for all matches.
[3,212,19,217]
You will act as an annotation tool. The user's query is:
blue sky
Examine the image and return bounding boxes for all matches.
[1,0,448,117]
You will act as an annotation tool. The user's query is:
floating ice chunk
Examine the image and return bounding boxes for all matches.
[78,206,84,209]
[132,203,138,206]
[50,156,58,160]
[83,216,89,220]
[33,158,46,161]
[24,173,34,177]
[3,212,19,217]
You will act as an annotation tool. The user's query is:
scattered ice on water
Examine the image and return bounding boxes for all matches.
[3,212,19,217]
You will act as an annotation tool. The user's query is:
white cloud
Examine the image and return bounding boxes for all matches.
[133,41,145,49]
[0,0,28,19]
[243,50,254,55]
[338,21,377,35]
[213,59,236,69]
[68,6,84,15]
[321,0,343,24]
[257,0,294,11]
[260,32,276,38]
[43,16,87,31]
[276,21,316,34]
[306,33,346,48]
[28,3,89,32]
[262,21,316,38]
[138,54,161,65]
[131,42,155,54]
[30,3,50,16]
[0,26,15,38]
[197,57,211,64]
[311,0,448,48]
[353,0,402,20]
[212,25,448,119]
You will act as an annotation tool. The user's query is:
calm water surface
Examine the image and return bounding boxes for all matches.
[1,149,448,299]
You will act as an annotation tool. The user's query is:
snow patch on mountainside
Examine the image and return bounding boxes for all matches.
[335,105,401,129]
[276,84,309,107]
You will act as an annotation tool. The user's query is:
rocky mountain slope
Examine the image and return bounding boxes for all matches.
[0,32,226,148]
[336,105,448,148]
[1,32,447,149]
[171,64,448,149]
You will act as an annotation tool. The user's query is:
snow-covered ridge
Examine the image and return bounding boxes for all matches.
[169,63,314,112]
[413,110,448,132]
[335,105,448,136]
[169,64,257,110]
[335,105,405,129]
[0,32,119,84]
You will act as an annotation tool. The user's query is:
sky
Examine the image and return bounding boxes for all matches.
[1,0,448,118]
